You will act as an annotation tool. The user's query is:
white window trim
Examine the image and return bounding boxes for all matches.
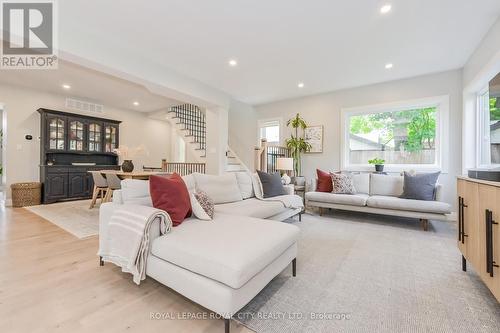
[257,117,283,145]
[340,95,450,173]
[476,86,500,168]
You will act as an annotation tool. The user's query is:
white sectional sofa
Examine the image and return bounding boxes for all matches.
[305,173,452,229]
[99,172,303,332]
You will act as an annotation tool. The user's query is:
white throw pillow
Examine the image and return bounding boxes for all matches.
[370,174,404,197]
[193,173,243,204]
[352,173,370,194]
[182,174,196,193]
[121,179,152,205]
[234,172,254,199]
[252,173,264,199]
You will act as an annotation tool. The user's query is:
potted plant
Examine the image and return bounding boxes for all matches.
[285,113,311,185]
[368,158,385,172]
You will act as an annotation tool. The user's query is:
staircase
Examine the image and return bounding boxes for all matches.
[166,104,248,173]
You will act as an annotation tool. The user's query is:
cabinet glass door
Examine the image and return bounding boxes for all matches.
[88,123,102,152]
[49,117,65,150]
[104,125,118,152]
[69,120,85,151]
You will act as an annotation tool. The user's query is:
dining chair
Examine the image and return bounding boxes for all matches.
[89,171,109,209]
[104,173,122,203]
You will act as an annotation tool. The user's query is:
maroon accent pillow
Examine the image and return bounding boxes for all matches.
[316,169,333,192]
[149,173,192,226]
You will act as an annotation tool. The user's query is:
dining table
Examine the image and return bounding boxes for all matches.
[96,170,170,180]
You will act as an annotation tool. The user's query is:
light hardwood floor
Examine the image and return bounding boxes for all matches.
[0,206,253,333]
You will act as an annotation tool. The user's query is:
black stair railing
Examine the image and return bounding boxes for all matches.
[168,104,206,151]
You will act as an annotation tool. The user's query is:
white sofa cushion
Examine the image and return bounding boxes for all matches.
[370,174,404,197]
[305,192,369,206]
[234,172,254,199]
[150,214,300,289]
[252,173,264,199]
[352,173,370,194]
[120,179,153,206]
[366,195,452,214]
[182,174,196,193]
[193,173,243,204]
[215,198,286,219]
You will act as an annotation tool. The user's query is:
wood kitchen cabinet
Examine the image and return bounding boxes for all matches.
[457,177,500,301]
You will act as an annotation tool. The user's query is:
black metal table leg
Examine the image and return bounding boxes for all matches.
[462,255,466,272]
[224,318,230,333]
[292,258,297,277]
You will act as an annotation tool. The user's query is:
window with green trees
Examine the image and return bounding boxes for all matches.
[348,107,437,165]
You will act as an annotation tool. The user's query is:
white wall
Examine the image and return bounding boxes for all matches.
[463,17,500,88]
[0,83,172,199]
[205,108,228,174]
[462,17,500,171]
[228,99,258,169]
[255,70,463,207]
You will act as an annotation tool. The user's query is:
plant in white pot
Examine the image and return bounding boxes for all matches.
[285,113,311,185]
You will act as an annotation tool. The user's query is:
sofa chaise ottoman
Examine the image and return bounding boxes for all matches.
[99,172,303,332]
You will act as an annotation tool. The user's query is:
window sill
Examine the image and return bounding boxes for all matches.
[343,164,447,174]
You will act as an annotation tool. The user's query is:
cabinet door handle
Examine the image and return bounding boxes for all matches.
[461,198,468,243]
[458,196,462,242]
[486,209,499,277]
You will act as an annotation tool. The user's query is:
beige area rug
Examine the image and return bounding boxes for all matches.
[25,199,100,239]
[236,211,500,333]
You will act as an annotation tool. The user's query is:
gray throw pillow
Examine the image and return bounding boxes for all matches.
[400,171,440,201]
[256,171,286,198]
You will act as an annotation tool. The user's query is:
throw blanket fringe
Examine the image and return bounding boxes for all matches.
[99,205,172,285]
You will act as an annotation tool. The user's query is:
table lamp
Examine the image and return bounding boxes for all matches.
[276,157,294,185]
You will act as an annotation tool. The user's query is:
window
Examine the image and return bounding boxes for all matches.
[341,96,449,171]
[258,119,280,144]
[478,73,500,166]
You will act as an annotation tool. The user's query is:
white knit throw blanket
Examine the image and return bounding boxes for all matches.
[99,205,172,285]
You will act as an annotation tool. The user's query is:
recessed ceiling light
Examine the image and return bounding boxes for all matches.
[228,59,238,67]
[385,63,393,69]
[380,4,392,14]
[62,84,71,89]
[133,101,139,106]
[297,82,305,88]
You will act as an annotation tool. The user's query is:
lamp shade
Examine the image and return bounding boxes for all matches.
[276,157,294,171]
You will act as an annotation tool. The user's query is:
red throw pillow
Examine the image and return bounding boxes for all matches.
[316,169,333,192]
[149,173,192,226]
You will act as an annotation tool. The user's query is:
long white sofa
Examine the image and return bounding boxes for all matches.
[306,173,452,229]
[99,172,303,332]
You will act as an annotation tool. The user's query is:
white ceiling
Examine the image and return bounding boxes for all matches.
[0,61,181,112]
[56,1,500,105]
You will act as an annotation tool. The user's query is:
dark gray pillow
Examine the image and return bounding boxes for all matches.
[400,171,441,201]
[257,171,286,198]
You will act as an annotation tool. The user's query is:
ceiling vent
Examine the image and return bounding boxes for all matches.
[65,98,104,114]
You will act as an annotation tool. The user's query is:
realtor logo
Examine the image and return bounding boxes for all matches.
[1,0,58,69]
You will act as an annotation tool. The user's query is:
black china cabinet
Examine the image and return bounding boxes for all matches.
[38,109,121,203]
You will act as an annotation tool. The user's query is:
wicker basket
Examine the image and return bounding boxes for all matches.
[11,182,42,207]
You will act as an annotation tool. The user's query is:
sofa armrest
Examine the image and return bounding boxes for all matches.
[112,189,124,204]
[435,183,443,202]
[283,184,295,195]
[98,203,163,256]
